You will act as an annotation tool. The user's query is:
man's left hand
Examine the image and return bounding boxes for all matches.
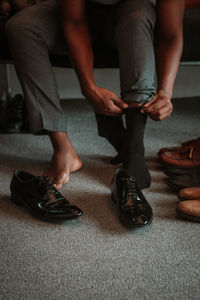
[140,91,173,121]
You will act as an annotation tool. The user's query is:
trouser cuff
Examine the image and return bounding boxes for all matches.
[122,91,155,103]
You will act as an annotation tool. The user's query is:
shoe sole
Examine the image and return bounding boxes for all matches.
[111,193,153,228]
[158,157,200,169]
[11,193,82,222]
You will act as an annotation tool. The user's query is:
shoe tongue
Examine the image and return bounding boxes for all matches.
[31,176,52,190]
[38,175,51,183]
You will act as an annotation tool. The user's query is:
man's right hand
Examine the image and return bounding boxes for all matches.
[83,86,128,116]
[58,0,127,117]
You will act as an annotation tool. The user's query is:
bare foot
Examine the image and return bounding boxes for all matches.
[45,132,82,189]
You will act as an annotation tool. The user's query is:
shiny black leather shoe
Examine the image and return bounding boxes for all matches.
[10,170,83,221]
[111,169,153,227]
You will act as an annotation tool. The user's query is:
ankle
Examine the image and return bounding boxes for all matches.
[49,131,74,152]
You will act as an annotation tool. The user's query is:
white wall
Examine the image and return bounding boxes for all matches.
[1,64,200,99]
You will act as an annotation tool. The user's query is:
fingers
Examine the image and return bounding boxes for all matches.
[94,102,124,116]
[88,87,128,116]
[148,104,173,121]
[141,96,171,113]
[112,94,128,109]
[140,94,173,121]
[100,94,127,116]
[141,95,157,108]
[105,110,123,117]
[103,105,124,116]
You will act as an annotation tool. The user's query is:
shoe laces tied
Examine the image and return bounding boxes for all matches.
[122,176,140,203]
[38,176,65,207]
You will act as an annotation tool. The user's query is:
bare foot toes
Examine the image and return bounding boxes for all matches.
[52,170,70,190]
[45,151,82,189]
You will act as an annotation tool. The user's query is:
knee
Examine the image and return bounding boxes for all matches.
[5,13,30,40]
[129,10,155,30]
[5,16,18,38]
[118,2,156,32]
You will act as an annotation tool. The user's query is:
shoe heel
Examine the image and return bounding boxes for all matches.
[11,193,23,207]
[111,193,116,204]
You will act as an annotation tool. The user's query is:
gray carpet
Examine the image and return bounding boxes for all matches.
[0,97,200,300]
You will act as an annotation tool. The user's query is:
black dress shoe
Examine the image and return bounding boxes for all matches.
[166,174,200,192]
[111,169,153,227]
[0,99,7,131]
[10,170,83,221]
[163,165,200,177]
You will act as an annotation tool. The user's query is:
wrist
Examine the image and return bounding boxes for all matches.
[157,88,172,99]
[81,82,98,97]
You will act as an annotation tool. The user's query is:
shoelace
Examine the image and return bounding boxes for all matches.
[122,176,140,203]
[37,176,65,206]
[126,178,138,198]
[121,176,150,209]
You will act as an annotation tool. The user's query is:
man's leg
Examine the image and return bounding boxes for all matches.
[85,2,126,159]
[5,0,82,188]
[108,0,157,188]
[108,1,156,227]
[95,113,126,158]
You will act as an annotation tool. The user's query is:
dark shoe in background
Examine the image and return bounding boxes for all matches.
[10,170,83,221]
[111,168,153,227]
[0,94,30,133]
[166,173,200,192]
[21,97,30,133]
[0,99,7,131]
[164,166,200,177]
[6,94,24,133]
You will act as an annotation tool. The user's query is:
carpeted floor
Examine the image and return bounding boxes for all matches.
[0,97,199,300]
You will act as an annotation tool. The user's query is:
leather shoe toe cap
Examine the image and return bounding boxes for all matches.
[123,208,152,227]
[61,205,83,219]
[178,187,200,200]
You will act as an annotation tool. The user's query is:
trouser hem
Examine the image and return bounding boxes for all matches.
[122,91,155,103]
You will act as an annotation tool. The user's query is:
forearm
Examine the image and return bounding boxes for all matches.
[56,0,127,116]
[156,35,183,98]
[62,21,96,94]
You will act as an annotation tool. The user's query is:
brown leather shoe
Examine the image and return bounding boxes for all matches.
[178,187,200,200]
[176,199,200,222]
[159,138,200,167]
[157,137,200,157]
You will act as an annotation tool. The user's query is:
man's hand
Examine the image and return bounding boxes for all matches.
[83,86,128,116]
[141,91,173,121]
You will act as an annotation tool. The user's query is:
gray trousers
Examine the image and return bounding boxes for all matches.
[5,0,157,133]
